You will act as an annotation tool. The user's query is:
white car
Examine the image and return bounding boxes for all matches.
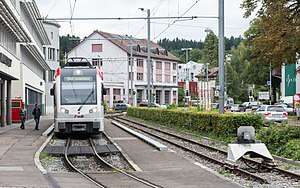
[256,105,288,123]
[275,103,294,115]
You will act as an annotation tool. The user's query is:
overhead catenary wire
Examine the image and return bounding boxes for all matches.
[153,0,202,40]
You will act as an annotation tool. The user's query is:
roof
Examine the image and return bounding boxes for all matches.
[195,67,219,79]
[69,30,180,62]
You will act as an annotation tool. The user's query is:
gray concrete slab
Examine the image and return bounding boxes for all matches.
[0,114,55,187]
[104,118,242,188]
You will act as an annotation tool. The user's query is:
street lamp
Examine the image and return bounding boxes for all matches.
[204,28,212,110]
[181,48,193,64]
[140,8,151,105]
[181,48,192,107]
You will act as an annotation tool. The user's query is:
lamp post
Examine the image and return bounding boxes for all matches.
[181,48,192,107]
[204,28,212,110]
[140,8,151,105]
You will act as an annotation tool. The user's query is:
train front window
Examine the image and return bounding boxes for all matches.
[61,76,97,105]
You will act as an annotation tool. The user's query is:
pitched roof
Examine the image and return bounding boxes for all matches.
[95,30,180,62]
[196,67,219,79]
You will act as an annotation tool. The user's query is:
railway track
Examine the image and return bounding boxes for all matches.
[64,136,161,188]
[112,116,300,186]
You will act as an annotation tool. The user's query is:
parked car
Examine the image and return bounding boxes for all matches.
[231,104,245,112]
[112,103,128,112]
[256,105,288,123]
[139,102,161,108]
[275,103,294,115]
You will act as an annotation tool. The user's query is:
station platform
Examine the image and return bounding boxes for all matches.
[0,114,243,187]
[99,118,242,188]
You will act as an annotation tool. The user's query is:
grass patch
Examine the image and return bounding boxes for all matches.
[39,151,53,162]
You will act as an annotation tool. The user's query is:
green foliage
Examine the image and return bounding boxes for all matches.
[282,139,300,161]
[241,1,300,69]
[39,151,52,161]
[203,31,218,68]
[167,104,178,109]
[59,35,81,66]
[127,107,262,140]
[257,125,300,159]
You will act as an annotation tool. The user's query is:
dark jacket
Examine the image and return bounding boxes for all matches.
[32,107,41,118]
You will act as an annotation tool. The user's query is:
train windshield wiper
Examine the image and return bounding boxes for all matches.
[78,90,94,111]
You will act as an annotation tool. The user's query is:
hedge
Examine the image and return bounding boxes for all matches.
[127,107,263,138]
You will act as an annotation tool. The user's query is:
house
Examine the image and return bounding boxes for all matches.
[196,67,219,109]
[177,61,203,97]
[178,61,203,82]
[67,30,180,108]
[0,0,50,126]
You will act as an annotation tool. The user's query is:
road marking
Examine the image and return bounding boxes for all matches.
[0,166,24,171]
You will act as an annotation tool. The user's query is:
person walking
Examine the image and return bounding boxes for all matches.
[19,104,27,129]
[32,103,41,130]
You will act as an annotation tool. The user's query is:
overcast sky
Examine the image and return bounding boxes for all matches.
[35,0,255,42]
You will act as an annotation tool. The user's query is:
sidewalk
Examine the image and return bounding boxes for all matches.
[0,113,54,187]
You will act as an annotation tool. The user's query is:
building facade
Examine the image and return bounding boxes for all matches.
[0,0,50,126]
[43,21,60,114]
[178,61,203,82]
[67,30,180,108]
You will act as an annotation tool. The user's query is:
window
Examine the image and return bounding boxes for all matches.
[137,59,143,67]
[156,61,162,70]
[173,63,177,70]
[165,62,170,70]
[156,74,162,82]
[43,47,46,59]
[48,48,55,60]
[113,89,121,95]
[165,75,170,83]
[92,58,103,67]
[48,70,55,81]
[137,73,143,80]
[128,57,134,66]
[57,49,60,61]
[92,44,103,52]
[51,32,53,39]
[173,76,177,83]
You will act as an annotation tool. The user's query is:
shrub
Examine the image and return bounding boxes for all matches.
[257,125,300,156]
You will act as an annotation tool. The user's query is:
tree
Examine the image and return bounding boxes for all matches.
[59,34,81,66]
[203,31,218,68]
[189,49,203,63]
[241,0,300,69]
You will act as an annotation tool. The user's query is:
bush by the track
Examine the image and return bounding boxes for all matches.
[127,107,262,139]
[127,107,300,161]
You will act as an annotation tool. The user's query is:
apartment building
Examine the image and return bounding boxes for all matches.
[67,30,180,108]
[43,21,60,114]
[0,0,50,126]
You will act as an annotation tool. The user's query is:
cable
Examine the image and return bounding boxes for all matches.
[134,0,165,38]
[153,0,201,40]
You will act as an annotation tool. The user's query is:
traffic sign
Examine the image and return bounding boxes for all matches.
[267,81,271,86]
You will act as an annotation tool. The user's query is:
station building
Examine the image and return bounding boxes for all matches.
[67,30,180,108]
[0,0,50,126]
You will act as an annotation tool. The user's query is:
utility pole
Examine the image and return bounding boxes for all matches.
[218,0,225,114]
[147,9,151,105]
[269,62,272,105]
[130,35,134,106]
[204,28,211,110]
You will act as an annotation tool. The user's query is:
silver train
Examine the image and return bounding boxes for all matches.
[50,57,104,135]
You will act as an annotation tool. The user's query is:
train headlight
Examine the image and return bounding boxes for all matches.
[89,107,97,113]
[61,108,69,114]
